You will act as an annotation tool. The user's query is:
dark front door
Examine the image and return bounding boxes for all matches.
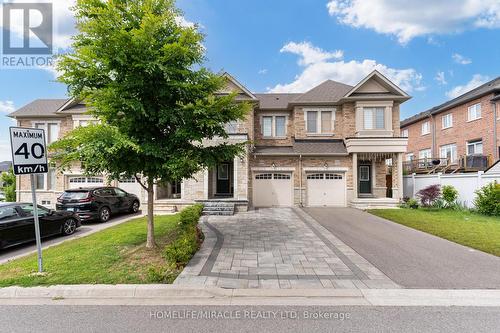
[358,164,372,194]
[216,163,231,195]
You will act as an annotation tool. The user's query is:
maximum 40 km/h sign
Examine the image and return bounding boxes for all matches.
[10,127,48,175]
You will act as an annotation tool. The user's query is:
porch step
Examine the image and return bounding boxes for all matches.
[349,198,400,210]
[202,202,235,216]
[153,202,177,215]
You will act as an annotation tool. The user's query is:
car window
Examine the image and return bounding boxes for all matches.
[94,189,114,197]
[0,206,19,221]
[61,191,89,200]
[114,188,127,197]
[18,204,49,217]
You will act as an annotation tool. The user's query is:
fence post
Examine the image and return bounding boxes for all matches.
[437,172,442,186]
[412,173,416,197]
[478,171,483,188]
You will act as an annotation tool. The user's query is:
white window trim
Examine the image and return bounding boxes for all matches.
[303,108,336,135]
[421,121,430,135]
[401,129,408,137]
[362,107,386,130]
[467,103,482,122]
[34,168,56,192]
[441,114,453,129]
[466,139,483,155]
[72,115,99,128]
[31,120,61,145]
[439,143,458,163]
[419,148,432,159]
[406,153,415,161]
[260,114,288,138]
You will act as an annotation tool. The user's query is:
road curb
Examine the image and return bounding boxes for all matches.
[1,285,500,306]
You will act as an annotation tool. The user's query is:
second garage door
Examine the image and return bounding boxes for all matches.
[253,173,293,207]
[306,173,346,207]
[68,176,104,189]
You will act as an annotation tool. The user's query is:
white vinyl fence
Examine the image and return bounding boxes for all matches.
[403,172,500,208]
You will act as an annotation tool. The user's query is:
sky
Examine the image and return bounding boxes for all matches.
[1,0,500,162]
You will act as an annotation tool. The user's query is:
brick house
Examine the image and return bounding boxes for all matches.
[400,76,500,174]
[9,70,409,211]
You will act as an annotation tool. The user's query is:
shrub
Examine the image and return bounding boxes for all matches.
[407,198,419,209]
[474,182,500,216]
[179,204,204,227]
[416,184,441,207]
[147,263,180,283]
[442,185,459,208]
[164,226,201,265]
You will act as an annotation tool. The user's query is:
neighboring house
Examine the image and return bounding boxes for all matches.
[9,70,409,210]
[401,76,500,174]
[0,161,12,173]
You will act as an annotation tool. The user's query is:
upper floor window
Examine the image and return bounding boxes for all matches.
[442,114,453,129]
[34,122,59,144]
[467,139,483,155]
[419,148,432,159]
[363,107,385,130]
[77,119,99,127]
[261,115,286,137]
[401,129,408,137]
[305,110,334,134]
[421,121,430,135]
[224,121,238,134]
[440,143,457,163]
[467,103,481,121]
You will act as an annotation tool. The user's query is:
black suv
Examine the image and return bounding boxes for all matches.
[56,187,140,222]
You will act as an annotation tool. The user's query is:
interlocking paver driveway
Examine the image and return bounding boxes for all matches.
[175,208,399,289]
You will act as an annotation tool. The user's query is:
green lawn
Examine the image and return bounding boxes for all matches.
[369,209,500,257]
[0,214,183,287]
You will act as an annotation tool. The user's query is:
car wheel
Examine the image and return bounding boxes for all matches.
[99,207,111,223]
[62,218,77,236]
[130,200,140,213]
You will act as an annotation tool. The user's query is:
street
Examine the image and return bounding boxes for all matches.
[2,305,499,333]
[0,212,143,265]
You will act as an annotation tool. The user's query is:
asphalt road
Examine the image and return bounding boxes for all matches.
[0,211,143,265]
[304,207,500,289]
[2,305,499,333]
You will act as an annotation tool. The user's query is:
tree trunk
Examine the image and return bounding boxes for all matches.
[146,178,156,249]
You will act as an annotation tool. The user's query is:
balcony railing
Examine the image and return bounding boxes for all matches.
[403,155,492,174]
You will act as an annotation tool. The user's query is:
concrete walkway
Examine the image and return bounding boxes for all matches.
[304,207,500,289]
[175,208,398,289]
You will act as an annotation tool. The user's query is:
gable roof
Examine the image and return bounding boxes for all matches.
[291,80,353,104]
[344,70,410,99]
[220,72,258,101]
[401,75,500,127]
[8,99,70,118]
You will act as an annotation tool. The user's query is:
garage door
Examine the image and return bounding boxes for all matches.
[253,173,293,207]
[306,173,346,207]
[68,176,104,189]
[118,177,142,199]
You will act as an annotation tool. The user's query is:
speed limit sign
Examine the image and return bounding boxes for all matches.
[9,127,48,175]
[9,126,48,273]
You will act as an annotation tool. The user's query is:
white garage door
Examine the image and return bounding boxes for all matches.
[118,177,143,199]
[68,176,104,189]
[307,173,346,207]
[253,173,293,207]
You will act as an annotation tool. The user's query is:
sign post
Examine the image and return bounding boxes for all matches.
[9,127,48,273]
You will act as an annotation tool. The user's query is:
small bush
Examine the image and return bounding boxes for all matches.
[442,185,459,208]
[474,182,500,216]
[164,226,201,266]
[179,204,204,227]
[147,263,179,283]
[407,198,419,209]
[417,184,441,207]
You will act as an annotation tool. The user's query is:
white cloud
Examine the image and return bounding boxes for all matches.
[452,53,472,65]
[0,140,12,163]
[435,71,447,85]
[175,16,196,28]
[270,41,423,93]
[280,42,343,66]
[446,74,489,99]
[258,69,268,75]
[327,0,500,44]
[0,101,15,114]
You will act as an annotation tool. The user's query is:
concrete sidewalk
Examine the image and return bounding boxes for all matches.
[1,285,500,306]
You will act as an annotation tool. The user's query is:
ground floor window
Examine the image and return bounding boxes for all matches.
[467,139,483,155]
[440,144,457,163]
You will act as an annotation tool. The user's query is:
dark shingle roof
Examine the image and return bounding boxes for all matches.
[8,99,70,117]
[254,139,347,156]
[401,76,500,127]
[292,80,353,104]
[254,93,301,109]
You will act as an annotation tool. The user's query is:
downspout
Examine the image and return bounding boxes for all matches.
[299,154,303,207]
[493,101,498,161]
[430,114,436,157]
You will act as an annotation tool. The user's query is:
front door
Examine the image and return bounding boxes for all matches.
[216,163,231,195]
[358,164,372,194]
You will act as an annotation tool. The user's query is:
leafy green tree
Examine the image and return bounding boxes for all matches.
[50,0,250,248]
[0,168,16,202]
